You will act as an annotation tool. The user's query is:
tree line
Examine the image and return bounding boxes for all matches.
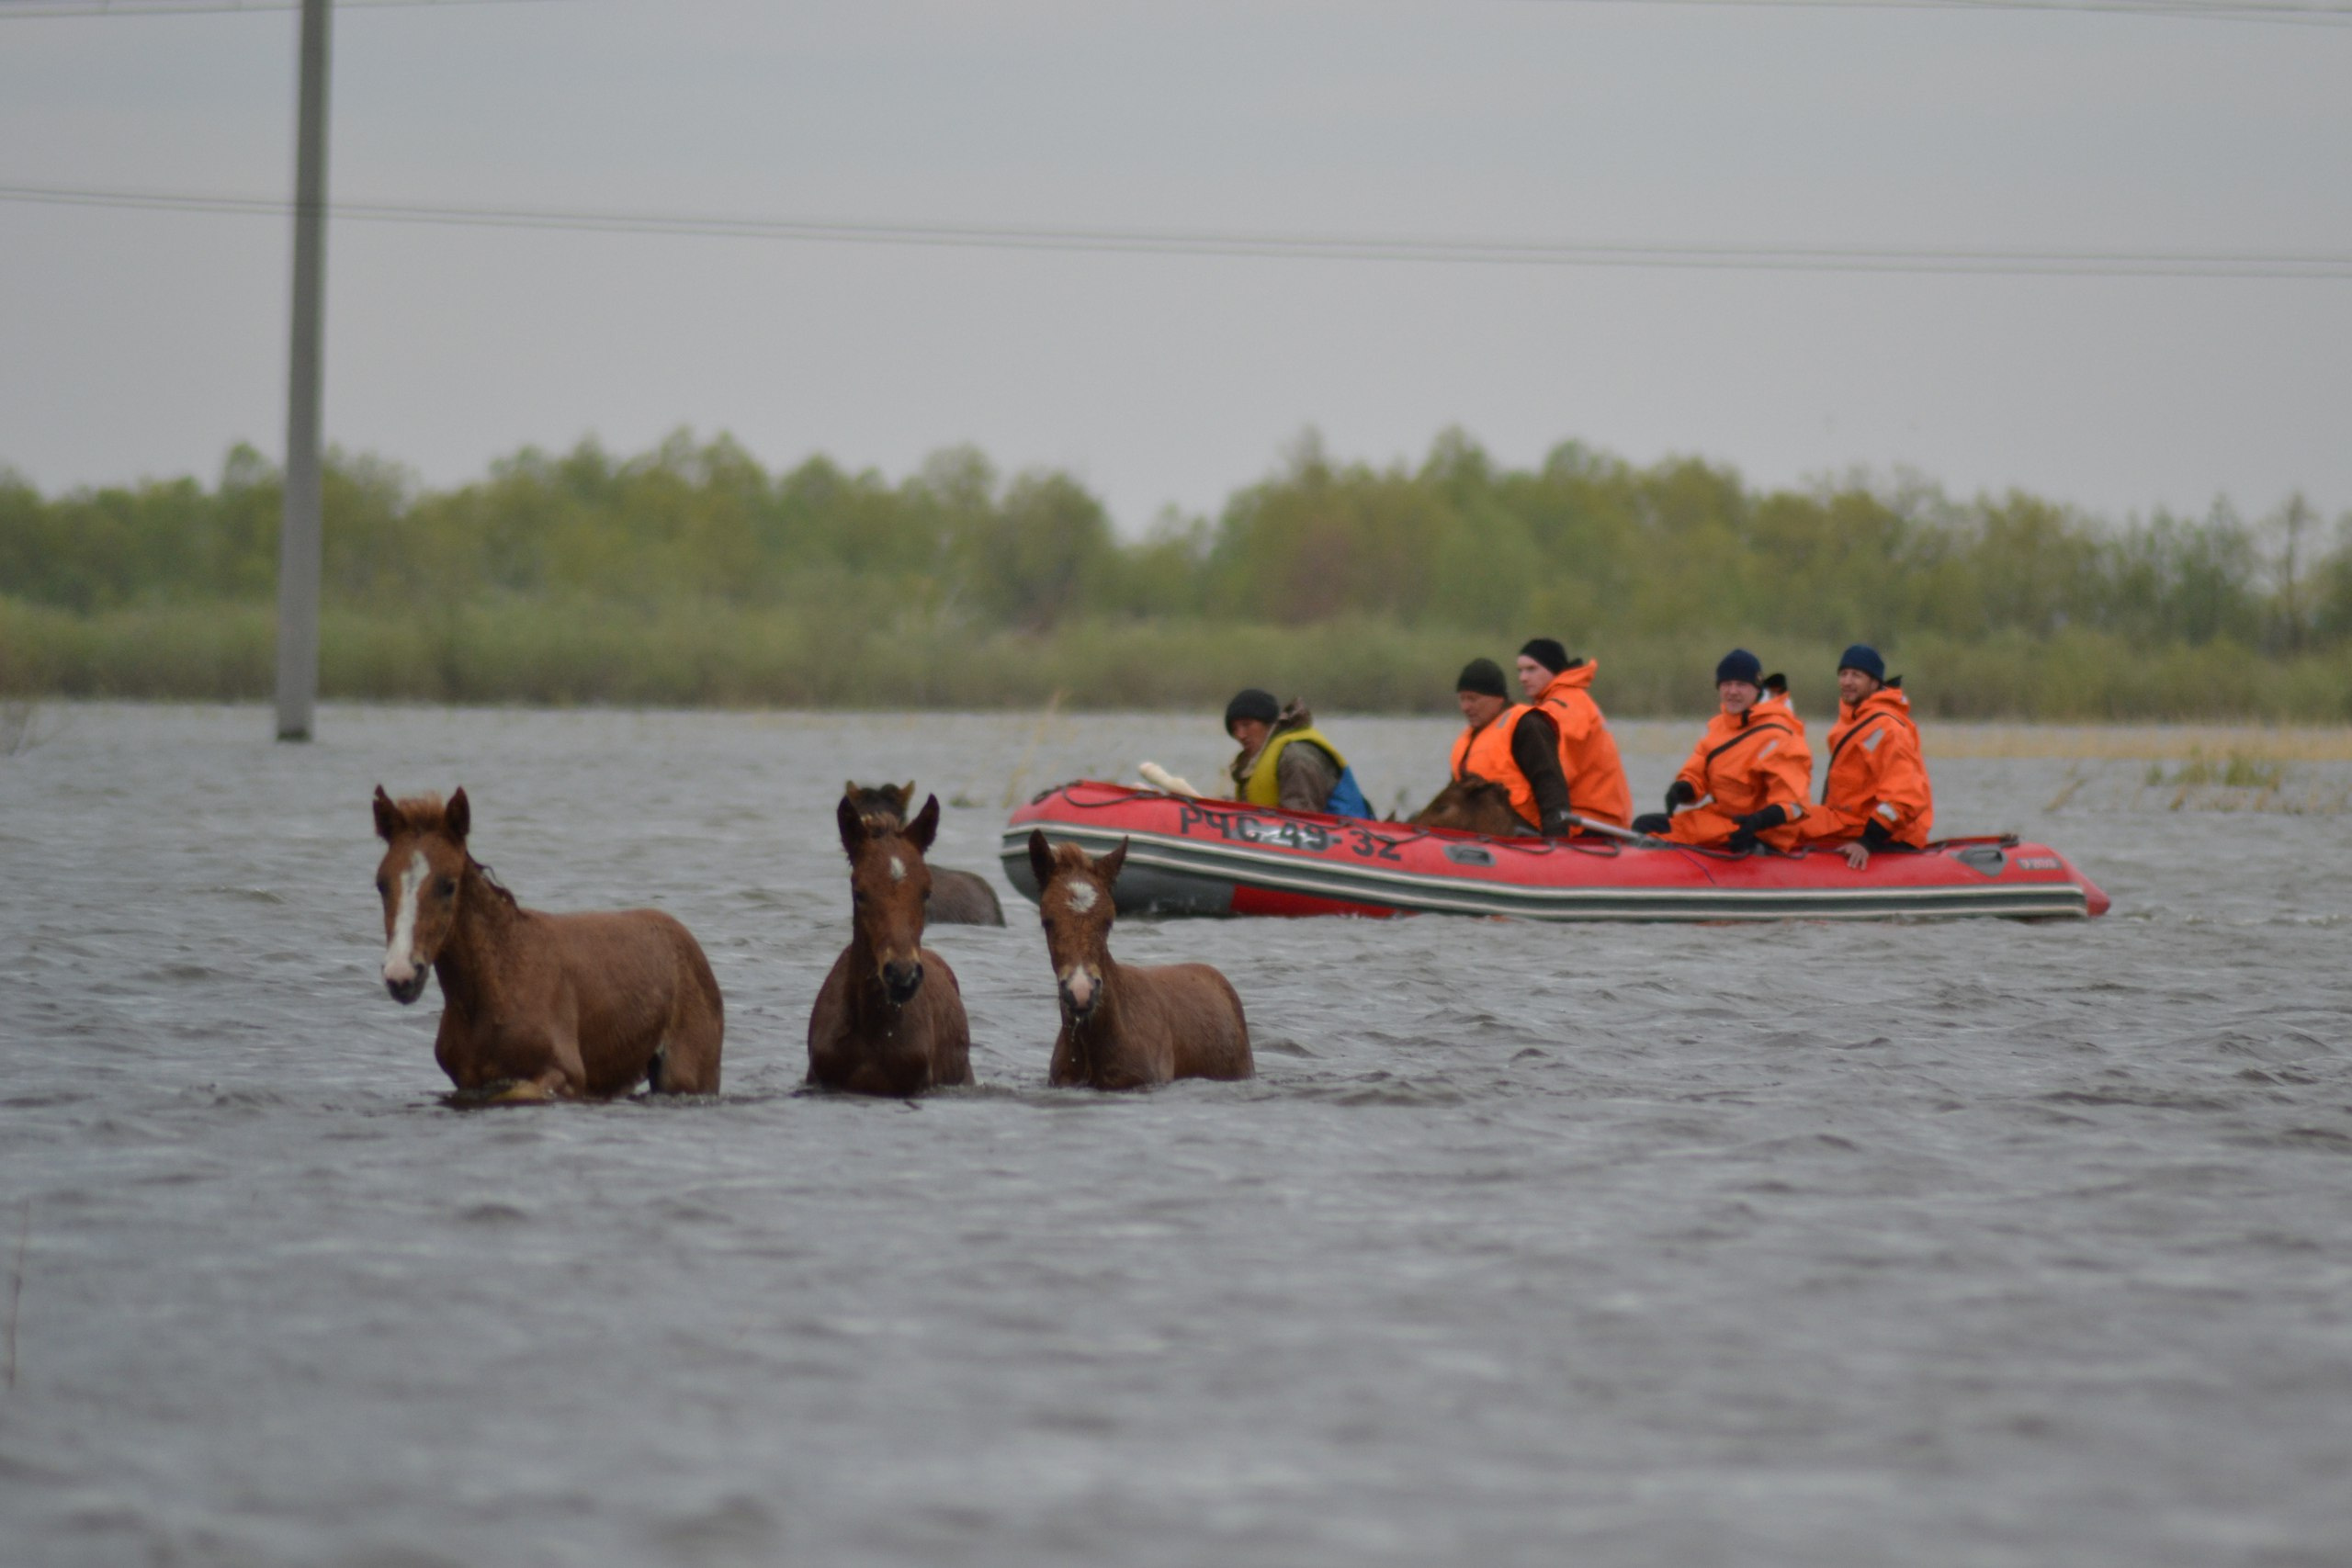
[3,429,2346,715]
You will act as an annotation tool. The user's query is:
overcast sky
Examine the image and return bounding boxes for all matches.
[3,0,2347,534]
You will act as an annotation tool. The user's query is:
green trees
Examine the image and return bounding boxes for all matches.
[2,425,2346,714]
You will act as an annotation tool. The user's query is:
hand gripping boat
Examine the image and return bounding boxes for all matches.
[1003,781,2109,922]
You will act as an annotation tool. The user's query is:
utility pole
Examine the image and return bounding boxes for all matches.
[275,0,332,741]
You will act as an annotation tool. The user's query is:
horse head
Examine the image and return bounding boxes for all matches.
[838,791,939,1005]
[1408,774,1529,838]
[372,784,473,1005]
[1027,829,1127,1023]
[843,779,918,830]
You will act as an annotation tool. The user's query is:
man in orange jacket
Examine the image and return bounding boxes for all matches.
[1630,649,1812,852]
[1449,658,1579,836]
[1513,638,1633,829]
[1792,644,1934,869]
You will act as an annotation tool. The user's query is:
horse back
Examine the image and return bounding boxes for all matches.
[927,868,1005,926]
[537,907,718,1091]
[1128,961,1252,1081]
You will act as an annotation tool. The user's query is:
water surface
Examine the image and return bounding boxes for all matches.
[2,704,2348,1567]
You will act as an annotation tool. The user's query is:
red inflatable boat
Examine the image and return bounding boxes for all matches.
[1003,781,2109,922]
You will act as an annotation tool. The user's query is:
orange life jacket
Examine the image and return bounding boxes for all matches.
[1450,704,1542,830]
[1533,662,1633,829]
[1666,705,1813,848]
[1795,683,1933,848]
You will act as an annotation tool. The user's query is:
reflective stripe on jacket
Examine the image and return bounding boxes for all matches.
[1533,662,1632,829]
[1449,705,1542,830]
[1795,684,1933,848]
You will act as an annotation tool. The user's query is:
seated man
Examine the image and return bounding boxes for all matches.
[1514,637,1633,829]
[1449,659,1577,837]
[1792,645,1934,868]
[1224,688,1372,818]
[1631,649,1812,851]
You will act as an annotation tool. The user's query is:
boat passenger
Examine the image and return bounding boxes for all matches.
[1224,689,1373,818]
[1630,649,1813,851]
[1514,637,1634,829]
[1449,659,1578,837]
[1791,644,1934,869]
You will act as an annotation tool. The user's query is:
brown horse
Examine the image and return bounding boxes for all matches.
[1026,830,1252,1090]
[1409,773,1538,838]
[843,782,1005,926]
[371,786,723,1100]
[808,792,974,1095]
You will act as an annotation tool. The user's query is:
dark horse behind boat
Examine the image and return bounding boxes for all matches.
[1002,779,2109,921]
[372,786,724,1100]
[1026,830,1252,1090]
[808,791,975,1095]
[843,782,1004,925]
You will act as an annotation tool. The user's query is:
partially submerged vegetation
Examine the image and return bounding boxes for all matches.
[4,430,2347,719]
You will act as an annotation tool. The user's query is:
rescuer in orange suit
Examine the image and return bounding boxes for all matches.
[1512,637,1633,829]
[1792,644,1935,870]
[1630,649,1813,852]
[1450,658,1578,836]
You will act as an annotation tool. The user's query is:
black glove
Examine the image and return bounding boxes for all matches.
[1725,804,1787,854]
[1664,779,1698,811]
[1544,808,1577,839]
[1860,818,1894,852]
[1629,812,1672,837]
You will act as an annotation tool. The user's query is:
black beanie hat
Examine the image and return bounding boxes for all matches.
[1455,658,1510,698]
[1838,644,1886,682]
[1714,649,1762,686]
[1518,637,1570,675]
[1224,688,1280,734]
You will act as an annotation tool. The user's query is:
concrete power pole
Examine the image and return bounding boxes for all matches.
[275,0,332,741]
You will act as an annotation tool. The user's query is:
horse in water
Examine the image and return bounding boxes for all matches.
[371,786,723,1100]
[842,782,1004,925]
[808,792,974,1095]
[1026,830,1252,1090]
[1408,773,1538,838]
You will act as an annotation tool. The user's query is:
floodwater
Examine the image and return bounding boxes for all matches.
[2,703,2348,1568]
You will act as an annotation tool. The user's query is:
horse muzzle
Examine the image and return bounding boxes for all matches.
[384,968,428,1005]
[881,959,925,1006]
[1058,968,1102,1020]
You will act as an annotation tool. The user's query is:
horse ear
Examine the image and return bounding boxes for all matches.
[1096,837,1130,887]
[837,795,865,855]
[897,782,916,813]
[373,785,404,840]
[842,780,858,801]
[1027,828,1057,892]
[908,794,941,852]
[446,788,470,841]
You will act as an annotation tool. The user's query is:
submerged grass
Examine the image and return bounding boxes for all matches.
[6,596,2352,726]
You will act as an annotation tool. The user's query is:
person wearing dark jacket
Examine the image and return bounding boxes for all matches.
[1447,658,1577,836]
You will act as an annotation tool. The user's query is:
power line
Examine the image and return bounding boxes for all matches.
[4,180,2347,279]
[0,0,552,17]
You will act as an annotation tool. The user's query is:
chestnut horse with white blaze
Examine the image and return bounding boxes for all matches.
[807,793,974,1095]
[371,786,723,1100]
[1027,830,1252,1090]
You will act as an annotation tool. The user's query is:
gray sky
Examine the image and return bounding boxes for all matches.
[4,0,2348,534]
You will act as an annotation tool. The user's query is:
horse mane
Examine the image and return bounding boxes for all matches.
[392,793,519,910]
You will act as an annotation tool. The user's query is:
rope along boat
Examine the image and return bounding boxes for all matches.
[1003,782,2109,922]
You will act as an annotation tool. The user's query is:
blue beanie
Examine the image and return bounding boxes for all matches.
[1714,649,1762,686]
[1838,644,1886,682]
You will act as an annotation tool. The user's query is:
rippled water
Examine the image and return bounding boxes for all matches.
[3,703,2349,1567]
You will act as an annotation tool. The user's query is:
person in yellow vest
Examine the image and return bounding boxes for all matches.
[1448,659,1578,836]
[1513,637,1634,829]
[1224,689,1373,818]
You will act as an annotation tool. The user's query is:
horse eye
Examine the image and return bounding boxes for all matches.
[436,877,457,897]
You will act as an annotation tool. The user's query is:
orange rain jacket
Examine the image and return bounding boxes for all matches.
[1532,661,1633,829]
[1793,683,1934,849]
[1664,704,1813,849]
[1449,704,1544,830]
